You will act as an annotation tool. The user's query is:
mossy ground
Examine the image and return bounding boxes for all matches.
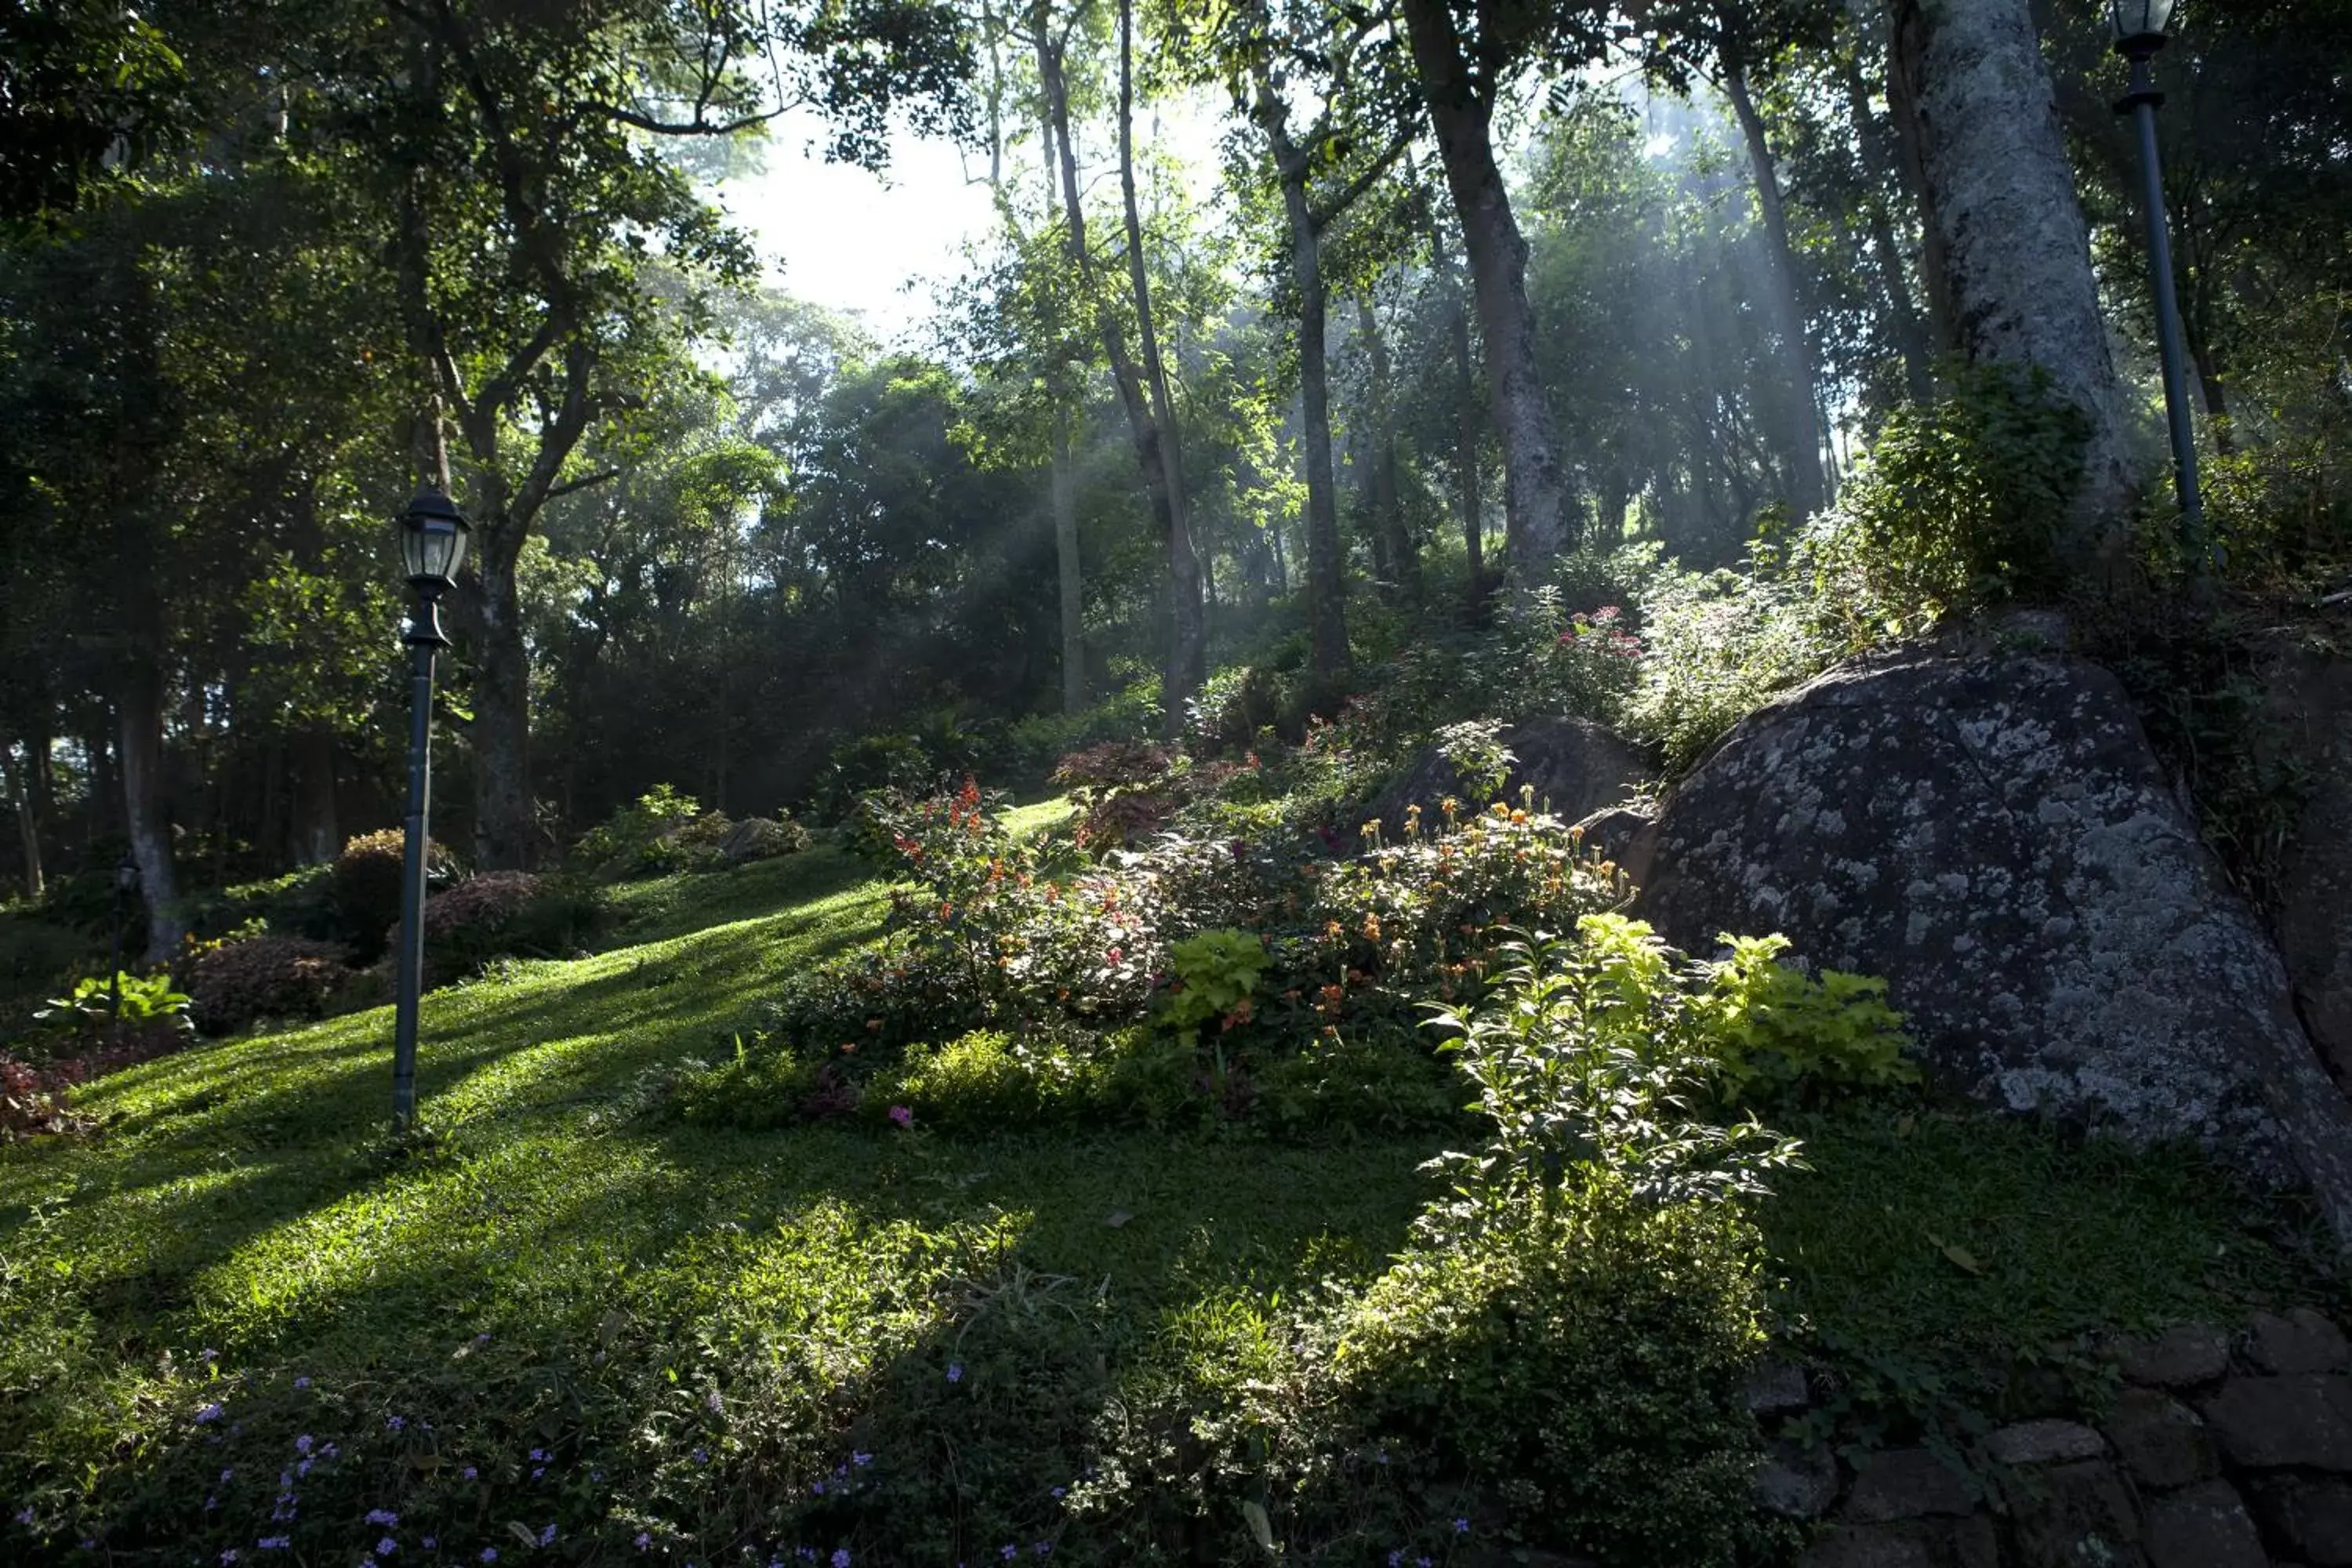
[2,828,2337,1563]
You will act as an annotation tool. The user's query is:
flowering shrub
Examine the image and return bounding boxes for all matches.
[1052,741,1178,851]
[183,935,353,1036]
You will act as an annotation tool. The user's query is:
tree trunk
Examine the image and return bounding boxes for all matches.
[118,648,180,961]
[1724,61,1827,522]
[1117,0,1203,721]
[1840,52,1936,400]
[1254,60,1349,681]
[1886,0,2135,550]
[1053,405,1086,715]
[1357,296,1414,599]
[1399,0,1577,576]
[3,742,44,899]
[1036,8,1191,731]
[470,530,535,868]
[291,723,340,865]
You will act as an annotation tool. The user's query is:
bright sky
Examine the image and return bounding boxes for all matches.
[717,113,1000,343]
[717,98,1229,342]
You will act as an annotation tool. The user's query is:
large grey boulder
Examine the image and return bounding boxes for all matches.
[1367,716,1647,842]
[1629,648,2352,1249]
[2262,633,2352,1087]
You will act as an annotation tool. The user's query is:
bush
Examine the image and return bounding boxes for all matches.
[333,830,456,958]
[1623,564,1839,774]
[1335,1181,1780,1565]
[32,972,194,1054]
[1802,360,2089,634]
[572,785,708,877]
[183,935,352,1036]
[416,872,603,985]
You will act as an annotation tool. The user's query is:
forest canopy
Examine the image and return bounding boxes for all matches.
[2,0,2346,958]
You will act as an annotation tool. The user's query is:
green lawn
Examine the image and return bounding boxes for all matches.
[2,836,2338,1566]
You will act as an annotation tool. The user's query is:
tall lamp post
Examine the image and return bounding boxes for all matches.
[390,481,469,1133]
[2107,0,2205,564]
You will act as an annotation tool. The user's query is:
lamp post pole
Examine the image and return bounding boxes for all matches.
[2112,24,2205,565]
[390,584,448,1131]
[390,481,469,1134]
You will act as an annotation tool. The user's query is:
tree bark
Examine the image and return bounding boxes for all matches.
[1357,296,1415,599]
[1037,7,1191,733]
[3,742,44,899]
[118,642,180,962]
[1053,405,1086,714]
[1117,0,1203,720]
[1399,0,1577,576]
[1252,59,1349,681]
[1840,51,1935,400]
[1886,0,2135,549]
[1723,60,1827,522]
[291,724,340,865]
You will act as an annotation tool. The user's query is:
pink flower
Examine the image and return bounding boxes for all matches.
[1105,946,1123,966]
[888,1105,913,1129]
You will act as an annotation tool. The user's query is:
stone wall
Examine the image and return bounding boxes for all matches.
[1763,1310,2352,1566]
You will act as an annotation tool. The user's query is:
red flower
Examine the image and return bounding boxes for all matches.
[1105,946,1124,966]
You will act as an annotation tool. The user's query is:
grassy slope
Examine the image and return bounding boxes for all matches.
[2,822,2341,1560]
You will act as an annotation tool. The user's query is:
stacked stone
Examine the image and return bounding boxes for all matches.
[1770,1310,2352,1567]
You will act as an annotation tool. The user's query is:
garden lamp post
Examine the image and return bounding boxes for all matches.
[2108,0,2206,564]
[110,852,138,1029]
[390,480,469,1133]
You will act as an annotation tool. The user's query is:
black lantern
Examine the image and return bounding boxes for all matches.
[399,484,470,590]
[2108,0,2180,53]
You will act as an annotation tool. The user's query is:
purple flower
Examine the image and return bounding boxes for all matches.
[385,1415,406,1433]
[1453,1518,1469,1534]
[887,1105,913,1128]
[946,1363,963,1384]
[1032,1548,1050,1559]
[1386,1554,1402,1568]
[220,1468,235,1484]
[635,1534,652,1552]
[706,1390,724,1413]
[474,1333,491,1345]
[297,1459,313,1478]
[202,1348,220,1361]
[1000,1549,1016,1563]
[851,1452,871,1467]
[379,1539,398,1555]
[422,1541,436,1552]
[461,1467,478,1482]
[296,1436,315,1455]
[13,1505,34,1526]
[258,1540,291,1553]
[809,1481,824,1496]
[1050,1488,1064,1501]
[293,1377,312,1390]
[831,1554,851,1568]
[538,1526,556,1548]
[367,1511,399,1527]
[197,1403,227,1424]
[480,1552,498,1564]
[691,1448,707,1465]
[220,1554,241,1566]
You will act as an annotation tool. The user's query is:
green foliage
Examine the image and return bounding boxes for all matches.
[1153,927,1267,1034]
[1805,362,2091,633]
[34,971,194,1045]
[1430,718,1515,804]
[1422,920,1805,1224]
[572,785,708,878]
[333,831,457,960]
[1696,933,1916,1105]
[1338,1179,1784,1565]
[1621,563,1839,773]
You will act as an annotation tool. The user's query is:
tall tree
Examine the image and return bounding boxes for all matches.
[1223,0,1417,679]
[1883,0,2135,548]
[1396,0,1614,574]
